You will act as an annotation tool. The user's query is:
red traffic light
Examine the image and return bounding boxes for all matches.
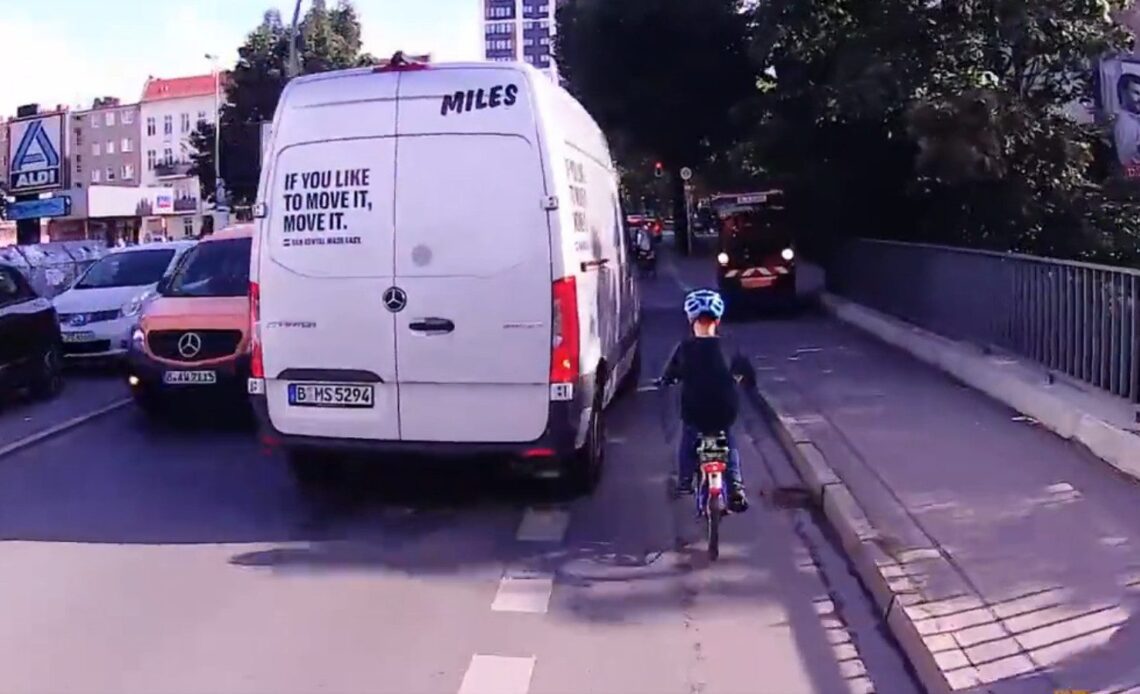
[654,161,663,178]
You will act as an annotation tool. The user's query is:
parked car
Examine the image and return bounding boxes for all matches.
[0,262,64,400]
[127,226,253,416]
[52,240,195,361]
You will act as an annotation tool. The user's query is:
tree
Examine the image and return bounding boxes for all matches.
[746,0,1140,264]
[189,2,376,206]
[556,0,756,252]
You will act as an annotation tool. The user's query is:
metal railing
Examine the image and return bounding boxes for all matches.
[0,240,109,300]
[828,239,1140,405]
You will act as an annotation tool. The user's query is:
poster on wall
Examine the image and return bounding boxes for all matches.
[1100,55,1140,178]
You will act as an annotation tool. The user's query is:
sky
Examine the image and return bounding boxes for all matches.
[0,0,483,118]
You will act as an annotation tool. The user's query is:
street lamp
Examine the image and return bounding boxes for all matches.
[205,53,224,232]
[204,53,220,189]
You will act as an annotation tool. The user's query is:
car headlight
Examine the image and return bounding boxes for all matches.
[716,252,730,266]
[781,248,795,261]
[121,290,153,318]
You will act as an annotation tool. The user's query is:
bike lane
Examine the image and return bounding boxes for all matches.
[666,250,1140,693]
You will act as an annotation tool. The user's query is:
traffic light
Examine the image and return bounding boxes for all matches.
[654,161,663,178]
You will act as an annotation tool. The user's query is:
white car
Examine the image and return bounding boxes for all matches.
[249,58,642,490]
[53,240,196,359]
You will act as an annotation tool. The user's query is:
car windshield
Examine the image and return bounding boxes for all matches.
[162,238,251,298]
[73,249,176,289]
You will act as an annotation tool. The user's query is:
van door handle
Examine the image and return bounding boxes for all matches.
[581,258,610,272]
[409,318,455,334]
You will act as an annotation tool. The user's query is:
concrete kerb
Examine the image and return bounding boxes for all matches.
[749,385,974,694]
[752,385,1021,692]
[821,293,1140,484]
[0,398,131,460]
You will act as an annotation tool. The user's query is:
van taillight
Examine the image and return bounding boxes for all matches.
[550,276,579,384]
[249,281,264,379]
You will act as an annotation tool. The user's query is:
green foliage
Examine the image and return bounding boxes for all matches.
[189,2,375,205]
[556,0,1140,264]
[748,0,1140,264]
[556,0,756,245]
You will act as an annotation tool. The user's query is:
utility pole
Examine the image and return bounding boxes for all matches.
[287,0,304,79]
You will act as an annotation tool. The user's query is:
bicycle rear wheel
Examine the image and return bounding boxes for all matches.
[707,495,723,561]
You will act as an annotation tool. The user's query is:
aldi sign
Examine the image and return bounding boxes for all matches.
[6,113,65,193]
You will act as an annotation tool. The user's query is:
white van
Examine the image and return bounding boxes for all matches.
[248,59,641,490]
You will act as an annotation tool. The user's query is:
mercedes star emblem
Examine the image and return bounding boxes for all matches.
[178,332,203,359]
[383,286,408,313]
[69,314,89,327]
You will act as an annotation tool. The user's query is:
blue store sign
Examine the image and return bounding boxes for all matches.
[3,196,71,221]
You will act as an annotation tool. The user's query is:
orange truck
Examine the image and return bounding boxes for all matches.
[711,190,797,314]
[126,224,254,416]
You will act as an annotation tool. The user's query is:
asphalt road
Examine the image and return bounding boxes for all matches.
[0,262,919,694]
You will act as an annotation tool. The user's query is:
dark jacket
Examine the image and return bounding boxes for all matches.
[661,335,756,433]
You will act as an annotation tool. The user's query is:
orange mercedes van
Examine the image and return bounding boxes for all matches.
[126,224,254,415]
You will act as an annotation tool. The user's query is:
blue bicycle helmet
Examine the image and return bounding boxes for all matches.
[683,288,725,322]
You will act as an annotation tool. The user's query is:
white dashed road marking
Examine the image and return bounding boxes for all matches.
[458,655,535,694]
[516,508,570,543]
[491,568,555,613]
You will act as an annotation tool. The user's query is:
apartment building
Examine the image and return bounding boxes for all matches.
[139,73,221,237]
[70,98,142,190]
[481,0,561,79]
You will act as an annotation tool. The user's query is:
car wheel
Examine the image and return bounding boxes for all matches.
[288,450,340,490]
[618,345,642,399]
[30,346,64,399]
[132,387,166,421]
[565,395,605,495]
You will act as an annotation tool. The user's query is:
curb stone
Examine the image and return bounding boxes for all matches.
[821,293,1140,485]
[749,385,1031,694]
[0,398,131,460]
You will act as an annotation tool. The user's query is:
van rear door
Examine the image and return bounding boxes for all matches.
[393,68,552,443]
[259,73,401,440]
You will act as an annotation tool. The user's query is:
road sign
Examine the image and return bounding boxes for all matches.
[680,167,693,181]
[6,113,64,193]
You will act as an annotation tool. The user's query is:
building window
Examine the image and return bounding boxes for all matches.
[163,115,173,135]
[73,128,83,146]
[183,217,195,237]
[91,169,101,183]
[75,154,83,174]
[146,150,156,170]
[122,164,135,180]
[122,110,135,124]
[197,110,208,125]
[90,113,99,128]
[106,167,116,182]
[105,111,115,127]
[92,142,101,156]
[539,36,550,45]
[121,138,132,153]
[106,140,115,154]
[146,117,156,136]
[163,148,173,164]
[181,113,191,133]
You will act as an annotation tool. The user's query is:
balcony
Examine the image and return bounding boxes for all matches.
[154,160,194,179]
[172,196,199,213]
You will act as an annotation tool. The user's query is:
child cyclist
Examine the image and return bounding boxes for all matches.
[659,288,755,513]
